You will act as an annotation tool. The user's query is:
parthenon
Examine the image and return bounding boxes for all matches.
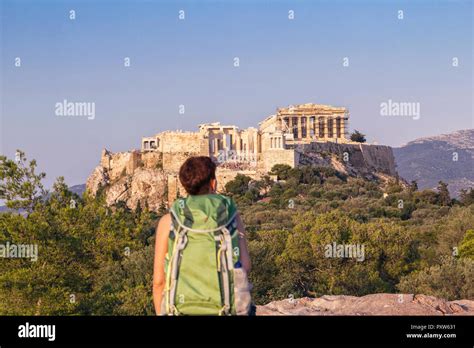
[141,103,350,173]
[90,102,399,207]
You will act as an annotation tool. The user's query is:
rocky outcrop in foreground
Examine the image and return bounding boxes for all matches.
[257,294,474,316]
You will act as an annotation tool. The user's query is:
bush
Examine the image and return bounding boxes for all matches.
[397,257,474,300]
[224,174,252,196]
[459,229,474,260]
[270,164,292,180]
[350,130,366,143]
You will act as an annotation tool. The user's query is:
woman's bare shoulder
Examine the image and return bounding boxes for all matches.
[156,213,171,233]
[160,213,171,224]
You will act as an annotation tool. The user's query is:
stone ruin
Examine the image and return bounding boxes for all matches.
[86,103,398,210]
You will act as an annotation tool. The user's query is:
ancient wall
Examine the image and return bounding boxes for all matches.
[160,132,203,172]
[141,151,162,169]
[167,174,185,204]
[160,131,202,153]
[100,150,139,182]
[297,142,397,176]
[216,168,260,192]
[358,144,397,176]
[88,122,399,211]
[259,149,296,173]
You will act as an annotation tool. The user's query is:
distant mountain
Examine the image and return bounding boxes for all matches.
[0,184,86,213]
[69,184,86,196]
[393,129,474,197]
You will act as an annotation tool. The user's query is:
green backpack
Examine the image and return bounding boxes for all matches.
[161,194,252,316]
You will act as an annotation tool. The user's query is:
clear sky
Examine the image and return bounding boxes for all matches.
[1,0,472,188]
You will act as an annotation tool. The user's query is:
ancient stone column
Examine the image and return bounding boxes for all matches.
[222,132,227,151]
[297,117,302,139]
[306,116,311,139]
[215,138,219,155]
[324,117,329,140]
[341,117,346,141]
[235,132,241,157]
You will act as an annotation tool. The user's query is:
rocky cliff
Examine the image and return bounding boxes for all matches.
[297,142,398,180]
[86,149,168,211]
[257,294,474,316]
[86,141,400,210]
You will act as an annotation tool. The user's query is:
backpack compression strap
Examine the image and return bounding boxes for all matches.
[164,224,188,315]
[216,227,234,315]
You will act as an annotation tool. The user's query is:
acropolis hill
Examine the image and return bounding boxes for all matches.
[86,103,398,210]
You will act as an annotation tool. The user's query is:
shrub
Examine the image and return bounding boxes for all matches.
[397,257,474,300]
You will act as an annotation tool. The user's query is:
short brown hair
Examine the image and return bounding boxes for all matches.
[179,156,216,195]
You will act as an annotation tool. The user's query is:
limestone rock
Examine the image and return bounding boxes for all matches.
[256,294,474,316]
[86,164,167,211]
[128,168,167,211]
[86,165,108,195]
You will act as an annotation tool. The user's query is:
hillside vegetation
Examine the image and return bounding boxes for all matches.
[0,152,473,315]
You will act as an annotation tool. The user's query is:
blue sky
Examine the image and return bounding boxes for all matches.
[1,0,472,188]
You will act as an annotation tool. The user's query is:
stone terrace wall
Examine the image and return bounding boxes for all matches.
[141,151,162,169]
[359,144,397,176]
[298,142,397,176]
[259,149,296,173]
[160,132,204,172]
[100,150,140,182]
[216,168,261,192]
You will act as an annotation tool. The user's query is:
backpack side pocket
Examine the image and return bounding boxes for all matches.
[233,267,253,315]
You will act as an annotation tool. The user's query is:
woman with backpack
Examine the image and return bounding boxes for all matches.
[153,156,252,315]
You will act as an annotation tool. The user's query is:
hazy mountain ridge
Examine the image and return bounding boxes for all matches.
[400,129,474,154]
[393,129,474,197]
[0,184,86,213]
[68,184,86,196]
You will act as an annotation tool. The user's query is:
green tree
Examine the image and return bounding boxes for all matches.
[0,153,157,315]
[269,164,292,180]
[224,174,252,196]
[350,130,366,143]
[409,180,418,193]
[276,211,418,298]
[437,181,451,206]
[459,188,474,206]
[397,257,474,300]
[247,229,290,304]
[459,229,474,260]
[255,175,274,196]
[0,150,46,212]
